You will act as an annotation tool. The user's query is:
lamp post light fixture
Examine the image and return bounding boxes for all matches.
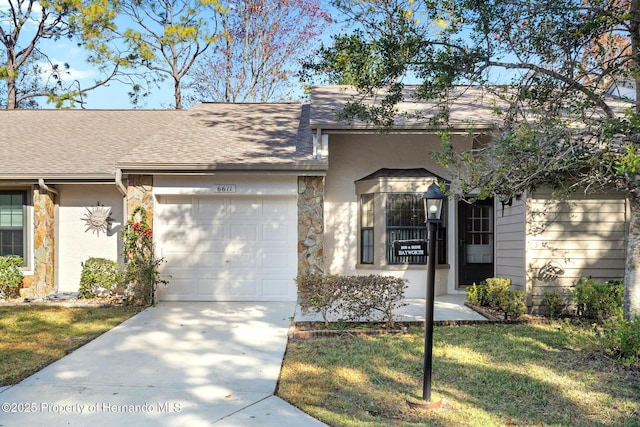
[415,181,445,408]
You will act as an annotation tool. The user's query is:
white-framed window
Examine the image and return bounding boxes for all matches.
[356,169,447,268]
[0,191,27,261]
[360,194,375,264]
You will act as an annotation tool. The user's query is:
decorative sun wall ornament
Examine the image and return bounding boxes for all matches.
[82,204,113,236]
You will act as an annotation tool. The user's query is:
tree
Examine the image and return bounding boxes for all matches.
[0,0,133,109]
[304,0,640,319]
[186,0,332,103]
[114,0,226,109]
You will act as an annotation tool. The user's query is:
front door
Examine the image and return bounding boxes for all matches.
[458,199,494,286]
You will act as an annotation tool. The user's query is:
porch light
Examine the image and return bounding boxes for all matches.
[410,181,445,409]
[423,182,445,223]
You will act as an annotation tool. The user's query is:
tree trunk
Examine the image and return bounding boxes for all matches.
[625,191,640,319]
[174,77,182,110]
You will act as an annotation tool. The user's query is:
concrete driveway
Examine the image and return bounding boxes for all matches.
[0,302,326,427]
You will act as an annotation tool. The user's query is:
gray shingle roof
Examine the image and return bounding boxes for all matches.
[310,85,505,130]
[118,103,317,171]
[0,103,319,179]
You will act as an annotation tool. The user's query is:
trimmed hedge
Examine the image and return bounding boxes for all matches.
[297,274,408,328]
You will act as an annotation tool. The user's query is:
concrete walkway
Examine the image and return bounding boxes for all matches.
[0,296,485,426]
[0,302,325,427]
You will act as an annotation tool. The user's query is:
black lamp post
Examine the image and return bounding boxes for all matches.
[419,182,445,407]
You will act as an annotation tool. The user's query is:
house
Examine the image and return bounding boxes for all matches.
[0,87,628,310]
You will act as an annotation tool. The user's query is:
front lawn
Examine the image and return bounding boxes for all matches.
[278,323,640,426]
[0,305,141,386]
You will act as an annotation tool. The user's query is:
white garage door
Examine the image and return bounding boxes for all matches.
[155,195,297,301]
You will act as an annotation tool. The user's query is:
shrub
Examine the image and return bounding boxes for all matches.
[570,278,623,321]
[297,274,408,328]
[338,275,408,328]
[599,316,640,368]
[541,290,567,319]
[467,278,525,320]
[78,257,122,298]
[0,256,23,299]
[466,282,488,306]
[297,274,342,326]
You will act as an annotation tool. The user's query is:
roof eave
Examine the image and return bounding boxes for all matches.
[309,121,497,133]
[117,161,329,175]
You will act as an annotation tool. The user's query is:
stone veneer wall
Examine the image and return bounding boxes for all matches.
[32,187,55,297]
[126,175,154,223]
[298,176,325,276]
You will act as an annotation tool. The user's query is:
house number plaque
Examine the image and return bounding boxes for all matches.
[215,184,236,193]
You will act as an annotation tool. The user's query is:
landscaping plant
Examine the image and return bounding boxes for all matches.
[297,274,407,328]
[122,207,167,305]
[78,257,122,298]
[570,278,624,321]
[466,277,526,320]
[0,256,23,299]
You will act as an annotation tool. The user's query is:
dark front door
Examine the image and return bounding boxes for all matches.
[458,199,494,286]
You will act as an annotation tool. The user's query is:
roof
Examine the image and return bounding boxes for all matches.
[0,103,321,180]
[310,85,506,131]
[118,103,318,172]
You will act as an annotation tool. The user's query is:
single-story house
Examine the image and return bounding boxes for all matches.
[0,86,628,310]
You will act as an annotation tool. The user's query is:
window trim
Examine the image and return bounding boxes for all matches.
[355,171,447,269]
[0,188,32,270]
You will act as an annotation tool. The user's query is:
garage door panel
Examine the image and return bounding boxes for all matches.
[156,194,296,301]
[263,224,290,242]
[262,250,289,268]
[262,279,288,297]
[229,224,257,241]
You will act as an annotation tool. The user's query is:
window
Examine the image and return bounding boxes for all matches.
[360,194,374,264]
[355,169,447,268]
[0,191,26,259]
[387,194,427,264]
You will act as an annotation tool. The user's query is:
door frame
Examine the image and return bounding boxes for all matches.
[457,198,495,288]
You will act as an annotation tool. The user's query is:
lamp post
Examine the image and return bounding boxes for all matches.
[418,182,445,407]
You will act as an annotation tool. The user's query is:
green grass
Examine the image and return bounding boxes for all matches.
[0,305,142,386]
[278,323,640,426]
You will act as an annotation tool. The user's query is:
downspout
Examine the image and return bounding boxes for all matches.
[115,169,127,197]
[315,128,322,160]
[38,179,59,196]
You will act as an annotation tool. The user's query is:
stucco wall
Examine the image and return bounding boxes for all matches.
[526,189,627,310]
[323,133,472,297]
[56,185,124,292]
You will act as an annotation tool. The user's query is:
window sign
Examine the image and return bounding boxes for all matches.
[393,239,427,257]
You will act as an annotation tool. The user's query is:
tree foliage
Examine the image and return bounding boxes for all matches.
[112,0,227,109]
[0,0,138,109]
[305,0,640,319]
[186,0,332,103]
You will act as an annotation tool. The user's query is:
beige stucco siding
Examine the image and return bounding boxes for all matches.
[495,197,527,290]
[324,132,473,297]
[526,189,627,308]
[56,185,124,292]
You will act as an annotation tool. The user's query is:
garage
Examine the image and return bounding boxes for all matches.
[154,191,298,302]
